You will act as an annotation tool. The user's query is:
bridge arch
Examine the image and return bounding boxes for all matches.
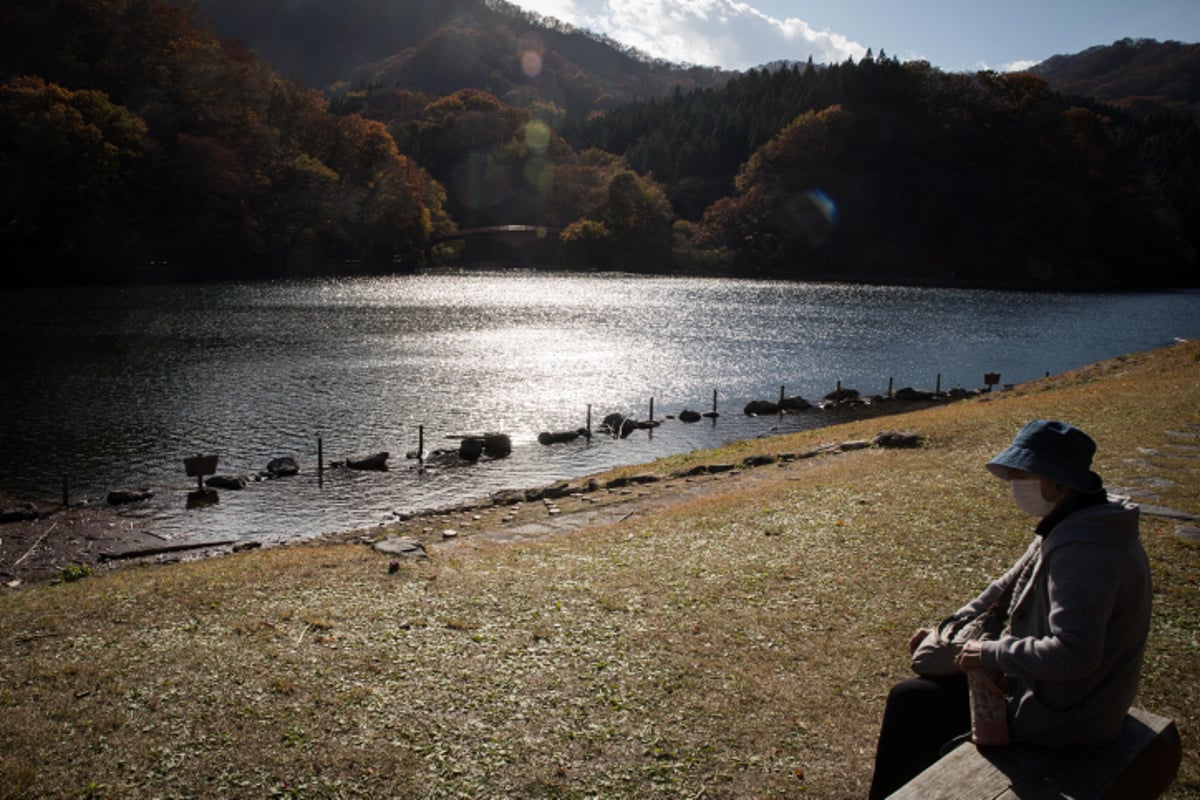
[427,225,563,267]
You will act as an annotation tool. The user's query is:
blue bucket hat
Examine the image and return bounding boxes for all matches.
[986,419,1103,493]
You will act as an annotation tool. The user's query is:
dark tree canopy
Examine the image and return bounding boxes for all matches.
[1,0,453,284]
[1,1,1197,288]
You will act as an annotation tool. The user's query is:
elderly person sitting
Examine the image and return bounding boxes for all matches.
[867,419,1152,799]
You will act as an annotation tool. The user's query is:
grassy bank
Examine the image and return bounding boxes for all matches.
[2,341,1198,799]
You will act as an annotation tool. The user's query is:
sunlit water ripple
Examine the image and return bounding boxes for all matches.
[2,271,1197,545]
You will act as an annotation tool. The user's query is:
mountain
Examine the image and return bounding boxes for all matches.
[1032,38,1200,120]
[3,1,1196,289]
[186,0,481,89]
[0,0,455,283]
[184,0,732,115]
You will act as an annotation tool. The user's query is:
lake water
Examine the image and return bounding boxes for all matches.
[1,272,1197,545]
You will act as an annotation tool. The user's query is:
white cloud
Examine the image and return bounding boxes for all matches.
[1000,59,1041,72]
[514,0,867,69]
[975,58,1042,73]
[516,0,587,24]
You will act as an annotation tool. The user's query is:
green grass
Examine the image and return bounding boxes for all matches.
[2,341,1198,799]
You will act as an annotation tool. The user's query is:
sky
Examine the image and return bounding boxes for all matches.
[510,0,1200,73]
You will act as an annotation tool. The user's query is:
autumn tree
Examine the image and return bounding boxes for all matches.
[558,218,611,269]
[696,105,852,275]
[2,0,454,281]
[0,76,151,272]
[591,170,674,269]
[542,148,621,227]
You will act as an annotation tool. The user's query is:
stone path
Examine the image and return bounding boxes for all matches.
[1110,423,1200,541]
[367,438,883,559]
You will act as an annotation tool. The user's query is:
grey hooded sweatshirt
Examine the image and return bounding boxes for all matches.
[958,496,1151,747]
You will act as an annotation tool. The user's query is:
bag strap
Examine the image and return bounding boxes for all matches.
[994,543,1040,627]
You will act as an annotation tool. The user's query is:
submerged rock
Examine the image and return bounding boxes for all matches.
[266,457,300,478]
[743,400,779,416]
[346,452,389,471]
[601,413,637,438]
[779,395,813,411]
[894,387,933,401]
[745,396,811,416]
[823,387,860,403]
[459,434,512,460]
[206,474,248,490]
[107,488,154,506]
[0,503,41,523]
[538,428,590,445]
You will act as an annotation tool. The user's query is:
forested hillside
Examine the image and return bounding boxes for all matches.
[2,0,1197,288]
[186,0,731,115]
[566,56,1199,287]
[1,0,455,283]
[1034,38,1200,120]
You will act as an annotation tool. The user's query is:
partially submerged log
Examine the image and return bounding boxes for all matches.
[538,429,590,445]
[346,452,389,471]
[205,474,248,490]
[99,539,238,562]
[107,489,154,506]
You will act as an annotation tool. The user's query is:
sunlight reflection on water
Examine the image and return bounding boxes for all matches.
[1,271,1197,543]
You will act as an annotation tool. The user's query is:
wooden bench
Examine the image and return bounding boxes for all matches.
[889,708,1182,799]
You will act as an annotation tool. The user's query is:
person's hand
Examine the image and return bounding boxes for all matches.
[956,640,984,672]
[908,628,931,654]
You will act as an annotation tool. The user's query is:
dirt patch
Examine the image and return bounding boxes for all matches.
[0,493,190,584]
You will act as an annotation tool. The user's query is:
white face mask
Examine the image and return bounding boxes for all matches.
[1011,479,1055,517]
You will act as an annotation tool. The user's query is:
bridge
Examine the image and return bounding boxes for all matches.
[427,225,561,246]
[426,225,563,267]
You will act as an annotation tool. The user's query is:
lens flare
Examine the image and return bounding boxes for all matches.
[806,189,837,226]
[524,119,551,153]
[518,34,545,79]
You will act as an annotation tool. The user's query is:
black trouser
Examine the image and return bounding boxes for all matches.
[867,673,970,799]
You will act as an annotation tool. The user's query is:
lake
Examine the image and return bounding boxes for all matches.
[1,272,1197,545]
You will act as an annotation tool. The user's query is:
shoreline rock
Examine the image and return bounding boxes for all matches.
[0,389,960,584]
[107,488,154,506]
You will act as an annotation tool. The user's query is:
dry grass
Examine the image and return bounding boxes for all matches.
[1,341,1198,799]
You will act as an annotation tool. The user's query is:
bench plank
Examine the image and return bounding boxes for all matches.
[889,708,1181,800]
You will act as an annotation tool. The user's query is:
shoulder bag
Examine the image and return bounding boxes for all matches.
[910,579,1018,677]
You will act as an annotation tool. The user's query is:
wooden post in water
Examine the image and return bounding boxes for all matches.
[649,397,654,423]
[62,474,69,508]
[318,437,324,488]
[936,373,942,394]
[712,390,718,415]
[888,377,894,398]
[586,404,592,437]
[418,425,425,468]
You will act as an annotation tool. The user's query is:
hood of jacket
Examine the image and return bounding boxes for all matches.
[1041,495,1140,555]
